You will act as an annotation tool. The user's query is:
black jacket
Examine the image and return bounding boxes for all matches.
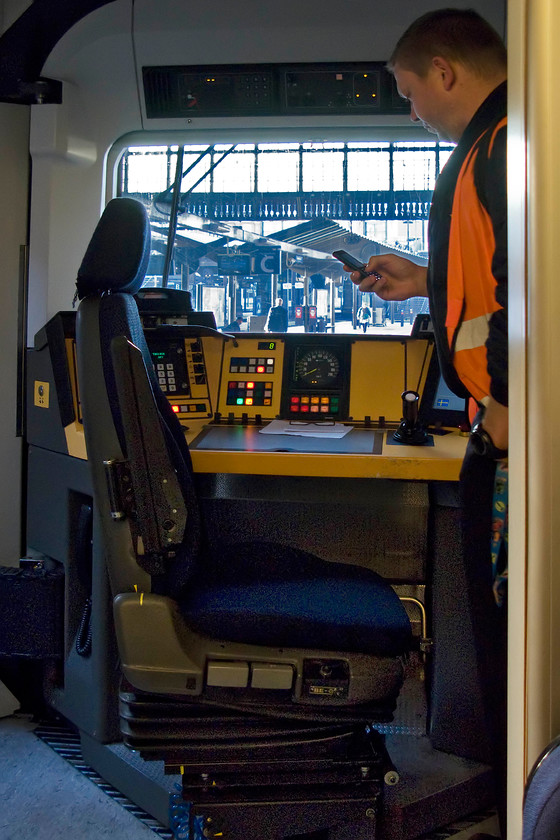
[427,82,508,407]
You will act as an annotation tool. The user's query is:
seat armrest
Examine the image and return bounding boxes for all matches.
[114,592,204,695]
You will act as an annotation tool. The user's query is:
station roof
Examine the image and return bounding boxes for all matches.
[148,211,426,277]
[266,217,425,272]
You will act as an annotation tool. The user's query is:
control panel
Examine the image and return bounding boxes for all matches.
[218,338,285,419]
[142,62,407,120]
[281,340,351,421]
[212,333,437,427]
[28,313,468,478]
[146,331,213,420]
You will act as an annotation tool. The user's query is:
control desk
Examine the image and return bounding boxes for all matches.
[27,313,468,482]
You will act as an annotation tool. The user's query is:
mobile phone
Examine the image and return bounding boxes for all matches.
[332,249,368,277]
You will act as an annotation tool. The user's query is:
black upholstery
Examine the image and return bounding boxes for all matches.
[76,196,150,297]
[182,543,412,656]
[98,291,203,594]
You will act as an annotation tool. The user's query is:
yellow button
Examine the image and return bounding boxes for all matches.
[34,381,50,409]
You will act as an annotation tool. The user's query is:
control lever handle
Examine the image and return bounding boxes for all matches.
[401,390,419,427]
[392,390,429,446]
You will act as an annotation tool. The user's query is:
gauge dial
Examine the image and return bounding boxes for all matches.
[295,347,341,388]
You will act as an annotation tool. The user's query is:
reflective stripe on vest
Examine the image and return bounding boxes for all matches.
[445,117,506,404]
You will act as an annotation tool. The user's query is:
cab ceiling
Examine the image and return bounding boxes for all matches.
[0,0,507,139]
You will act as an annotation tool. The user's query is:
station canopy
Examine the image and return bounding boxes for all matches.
[148,213,425,280]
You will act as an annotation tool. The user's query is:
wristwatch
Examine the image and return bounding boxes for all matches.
[470,421,508,460]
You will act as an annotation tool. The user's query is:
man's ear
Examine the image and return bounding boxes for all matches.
[431,56,456,91]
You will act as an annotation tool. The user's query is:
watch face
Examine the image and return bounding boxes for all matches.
[471,425,507,459]
[471,429,487,456]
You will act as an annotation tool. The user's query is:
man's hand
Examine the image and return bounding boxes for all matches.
[346,253,429,301]
[481,397,508,452]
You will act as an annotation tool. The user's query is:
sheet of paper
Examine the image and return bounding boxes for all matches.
[259,418,352,439]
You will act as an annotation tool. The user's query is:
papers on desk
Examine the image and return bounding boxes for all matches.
[259,418,352,439]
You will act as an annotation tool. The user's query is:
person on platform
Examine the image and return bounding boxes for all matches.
[265,298,289,332]
[224,314,244,332]
[357,303,372,333]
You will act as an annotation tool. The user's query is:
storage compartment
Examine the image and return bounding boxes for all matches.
[0,566,64,658]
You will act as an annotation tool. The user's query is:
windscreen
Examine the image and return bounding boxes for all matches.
[117,139,454,334]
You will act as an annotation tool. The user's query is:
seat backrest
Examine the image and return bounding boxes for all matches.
[75,197,202,598]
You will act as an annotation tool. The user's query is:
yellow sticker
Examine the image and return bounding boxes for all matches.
[34,381,50,408]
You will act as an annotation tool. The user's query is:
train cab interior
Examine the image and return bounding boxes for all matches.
[1,0,552,838]
[21,191,490,839]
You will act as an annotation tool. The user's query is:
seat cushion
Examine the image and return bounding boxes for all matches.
[180,542,412,657]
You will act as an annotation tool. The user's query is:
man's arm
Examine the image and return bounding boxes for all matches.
[480,122,508,448]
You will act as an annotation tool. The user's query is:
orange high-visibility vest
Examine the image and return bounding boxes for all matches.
[445,117,507,406]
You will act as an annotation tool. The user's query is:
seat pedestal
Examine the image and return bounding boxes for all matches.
[80,728,493,839]
[173,786,382,839]
[120,690,390,838]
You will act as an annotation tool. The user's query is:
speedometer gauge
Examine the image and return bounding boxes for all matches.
[281,339,351,421]
[295,347,341,387]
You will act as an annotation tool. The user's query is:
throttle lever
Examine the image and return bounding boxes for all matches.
[392,390,429,445]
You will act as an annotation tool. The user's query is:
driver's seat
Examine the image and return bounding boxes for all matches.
[74,197,412,839]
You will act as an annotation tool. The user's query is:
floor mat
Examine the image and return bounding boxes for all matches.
[34,721,174,838]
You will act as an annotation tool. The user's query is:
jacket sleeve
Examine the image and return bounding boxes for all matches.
[479,123,508,407]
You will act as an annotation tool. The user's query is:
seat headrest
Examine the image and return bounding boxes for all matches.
[75,198,150,300]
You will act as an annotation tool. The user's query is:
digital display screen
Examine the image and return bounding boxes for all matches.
[432,376,466,413]
[258,341,277,351]
[216,254,253,276]
[418,352,467,428]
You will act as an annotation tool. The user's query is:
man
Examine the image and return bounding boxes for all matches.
[265,298,289,332]
[224,314,244,332]
[345,10,507,838]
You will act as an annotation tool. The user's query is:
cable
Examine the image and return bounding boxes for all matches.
[75,597,92,657]
[415,339,432,393]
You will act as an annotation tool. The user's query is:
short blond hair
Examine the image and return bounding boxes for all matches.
[388,8,506,78]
